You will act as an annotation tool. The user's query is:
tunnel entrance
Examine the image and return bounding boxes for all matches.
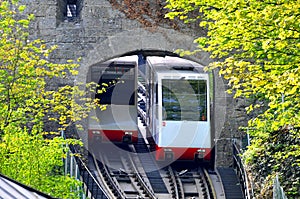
[89,50,180,85]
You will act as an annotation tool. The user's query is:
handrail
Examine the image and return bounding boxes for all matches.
[137,106,147,124]
[62,130,110,199]
[273,174,287,199]
[232,142,254,199]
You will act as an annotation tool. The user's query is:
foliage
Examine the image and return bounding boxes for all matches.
[0,131,83,198]
[165,0,300,198]
[0,1,98,198]
[243,127,300,197]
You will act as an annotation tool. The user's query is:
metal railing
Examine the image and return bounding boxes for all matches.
[232,142,254,199]
[62,131,109,199]
[273,174,287,199]
[64,150,83,198]
[233,133,289,199]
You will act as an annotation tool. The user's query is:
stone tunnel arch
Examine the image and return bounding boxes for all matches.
[77,27,212,84]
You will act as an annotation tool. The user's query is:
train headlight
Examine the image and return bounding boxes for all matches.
[197,149,206,153]
[92,130,101,135]
[164,148,173,160]
[164,148,172,152]
[195,149,206,160]
[123,132,133,143]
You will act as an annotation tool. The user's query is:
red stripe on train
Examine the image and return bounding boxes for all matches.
[155,145,212,161]
[88,129,138,143]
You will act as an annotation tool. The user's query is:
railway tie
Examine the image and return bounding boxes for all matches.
[134,136,169,194]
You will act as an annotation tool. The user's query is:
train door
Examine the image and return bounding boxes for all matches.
[150,71,159,140]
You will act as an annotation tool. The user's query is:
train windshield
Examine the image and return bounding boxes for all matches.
[162,79,207,121]
[96,65,136,105]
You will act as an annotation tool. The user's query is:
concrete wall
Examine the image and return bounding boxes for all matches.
[20,0,247,167]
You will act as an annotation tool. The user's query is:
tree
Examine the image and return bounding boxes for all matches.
[0,1,98,198]
[165,0,300,197]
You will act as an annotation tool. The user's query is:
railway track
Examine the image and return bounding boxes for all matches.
[134,134,170,198]
[91,143,156,199]
[89,138,215,199]
[167,163,213,199]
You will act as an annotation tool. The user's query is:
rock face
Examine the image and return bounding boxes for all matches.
[20,0,248,167]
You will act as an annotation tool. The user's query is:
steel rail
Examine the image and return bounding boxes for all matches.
[167,166,182,199]
[96,150,127,199]
[91,152,117,199]
[203,168,216,199]
[126,150,157,199]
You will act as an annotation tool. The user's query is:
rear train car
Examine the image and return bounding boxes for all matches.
[146,56,212,161]
[88,55,138,145]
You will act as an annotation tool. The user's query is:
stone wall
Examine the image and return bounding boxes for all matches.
[20,0,248,167]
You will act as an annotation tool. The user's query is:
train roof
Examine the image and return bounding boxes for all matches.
[105,55,138,67]
[91,55,138,82]
[146,56,206,73]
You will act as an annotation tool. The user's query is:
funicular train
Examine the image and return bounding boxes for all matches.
[88,54,212,162]
[145,56,212,162]
[88,55,139,145]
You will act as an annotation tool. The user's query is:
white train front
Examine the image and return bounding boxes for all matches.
[145,56,212,161]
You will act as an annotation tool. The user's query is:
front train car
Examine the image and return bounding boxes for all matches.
[146,56,212,162]
[88,55,138,145]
